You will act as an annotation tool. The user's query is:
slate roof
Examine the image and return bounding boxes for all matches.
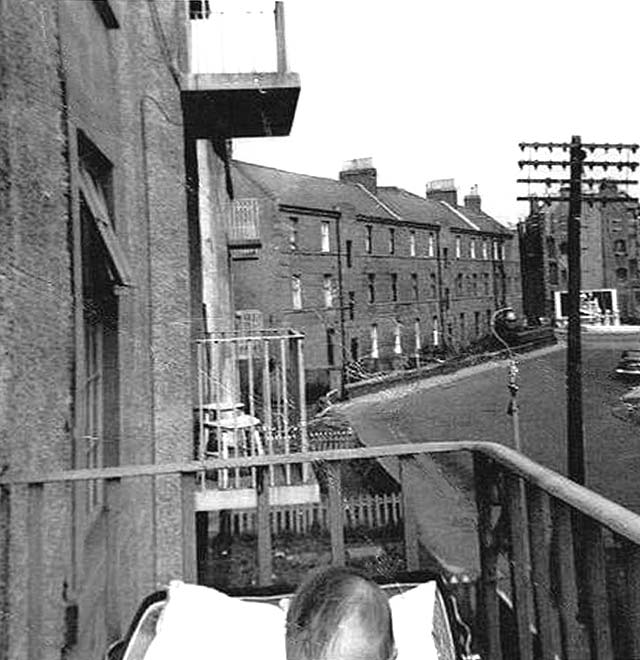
[231,161,395,220]
[232,161,512,236]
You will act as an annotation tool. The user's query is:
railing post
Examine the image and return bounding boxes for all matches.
[0,486,8,660]
[473,455,502,660]
[256,467,273,585]
[327,462,345,566]
[181,473,197,584]
[505,472,534,660]
[274,2,288,73]
[552,502,584,660]
[27,483,44,660]
[105,478,121,641]
[527,486,561,660]
[399,456,419,572]
[582,518,613,659]
[624,542,640,659]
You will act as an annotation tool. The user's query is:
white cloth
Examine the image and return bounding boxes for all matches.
[142,580,438,660]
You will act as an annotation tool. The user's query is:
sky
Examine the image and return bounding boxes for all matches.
[231,0,640,226]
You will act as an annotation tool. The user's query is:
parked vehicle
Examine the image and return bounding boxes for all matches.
[615,349,640,378]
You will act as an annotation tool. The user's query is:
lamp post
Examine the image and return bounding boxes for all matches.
[491,307,521,453]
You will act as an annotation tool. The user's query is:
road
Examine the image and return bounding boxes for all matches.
[339,338,640,516]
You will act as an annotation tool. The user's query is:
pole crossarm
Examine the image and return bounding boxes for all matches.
[518,195,638,203]
[519,160,639,170]
[517,178,638,186]
[519,141,639,152]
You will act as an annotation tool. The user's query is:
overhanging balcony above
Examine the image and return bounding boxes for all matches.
[182,1,300,139]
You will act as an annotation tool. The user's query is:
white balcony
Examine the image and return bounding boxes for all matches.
[181,1,301,138]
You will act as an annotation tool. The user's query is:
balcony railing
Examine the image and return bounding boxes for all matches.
[5,441,640,658]
[181,1,300,138]
[226,198,261,250]
[188,1,286,75]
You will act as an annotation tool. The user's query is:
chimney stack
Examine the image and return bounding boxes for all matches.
[426,178,458,207]
[339,157,377,194]
[464,184,481,211]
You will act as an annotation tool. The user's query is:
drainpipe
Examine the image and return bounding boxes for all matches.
[435,230,446,351]
[335,210,347,399]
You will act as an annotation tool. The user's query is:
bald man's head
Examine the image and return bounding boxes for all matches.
[286,567,395,660]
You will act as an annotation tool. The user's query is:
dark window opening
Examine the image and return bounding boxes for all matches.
[367,274,375,304]
[346,240,353,267]
[391,273,398,301]
[326,328,335,366]
[348,291,355,321]
[350,337,359,361]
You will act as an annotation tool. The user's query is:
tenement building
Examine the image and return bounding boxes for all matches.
[519,181,640,324]
[0,1,300,657]
[230,159,521,394]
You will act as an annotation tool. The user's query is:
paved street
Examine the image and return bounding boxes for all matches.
[338,337,640,532]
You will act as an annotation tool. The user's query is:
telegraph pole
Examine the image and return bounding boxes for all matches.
[518,138,638,485]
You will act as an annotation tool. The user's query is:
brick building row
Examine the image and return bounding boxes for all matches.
[229,159,522,394]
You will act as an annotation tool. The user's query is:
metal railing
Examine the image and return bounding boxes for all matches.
[4,441,640,658]
[226,198,261,248]
[188,1,288,75]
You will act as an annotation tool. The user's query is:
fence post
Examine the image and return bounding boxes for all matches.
[552,502,583,660]
[256,467,273,585]
[181,474,197,584]
[527,485,560,660]
[582,518,613,660]
[327,462,345,566]
[473,454,502,660]
[505,472,534,660]
[399,456,419,572]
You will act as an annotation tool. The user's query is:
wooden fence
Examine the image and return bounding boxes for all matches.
[228,492,402,536]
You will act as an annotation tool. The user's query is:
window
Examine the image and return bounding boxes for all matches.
[470,239,476,260]
[292,275,302,309]
[428,233,435,257]
[321,221,331,252]
[443,247,449,266]
[430,273,437,298]
[365,225,373,254]
[388,228,396,254]
[346,240,353,267]
[391,273,398,301]
[351,337,359,361]
[456,273,464,295]
[444,288,450,310]
[77,137,126,517]
[370,324,379,359]
[474,311,481,337]
[483,273,490,294]
[614,239,627,255]
[323,274,333,307]
[486,309,491,330]
[455,235,461,259]
[549,262,559,285]
[326,328,336,366]
[432,316,440,347]
[409,231,416,257]
[348,291,355,321]
[472,273,478,295]
[394,321,402,355]
[367,274,376,303]
[630,259,638,279]
[190,0,211,19]
[482,239,488,260]
[411,273,418,301]
[460,312,465,340]
[414,318,421,355]
[546,237,556,258]
[492,241,499,260]
[617,267,628,282]
[290,217,298,251]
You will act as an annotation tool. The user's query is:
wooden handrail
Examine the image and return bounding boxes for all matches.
[4,440,640,545]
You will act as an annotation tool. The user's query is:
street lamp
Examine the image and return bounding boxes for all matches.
[491,307,521,453]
